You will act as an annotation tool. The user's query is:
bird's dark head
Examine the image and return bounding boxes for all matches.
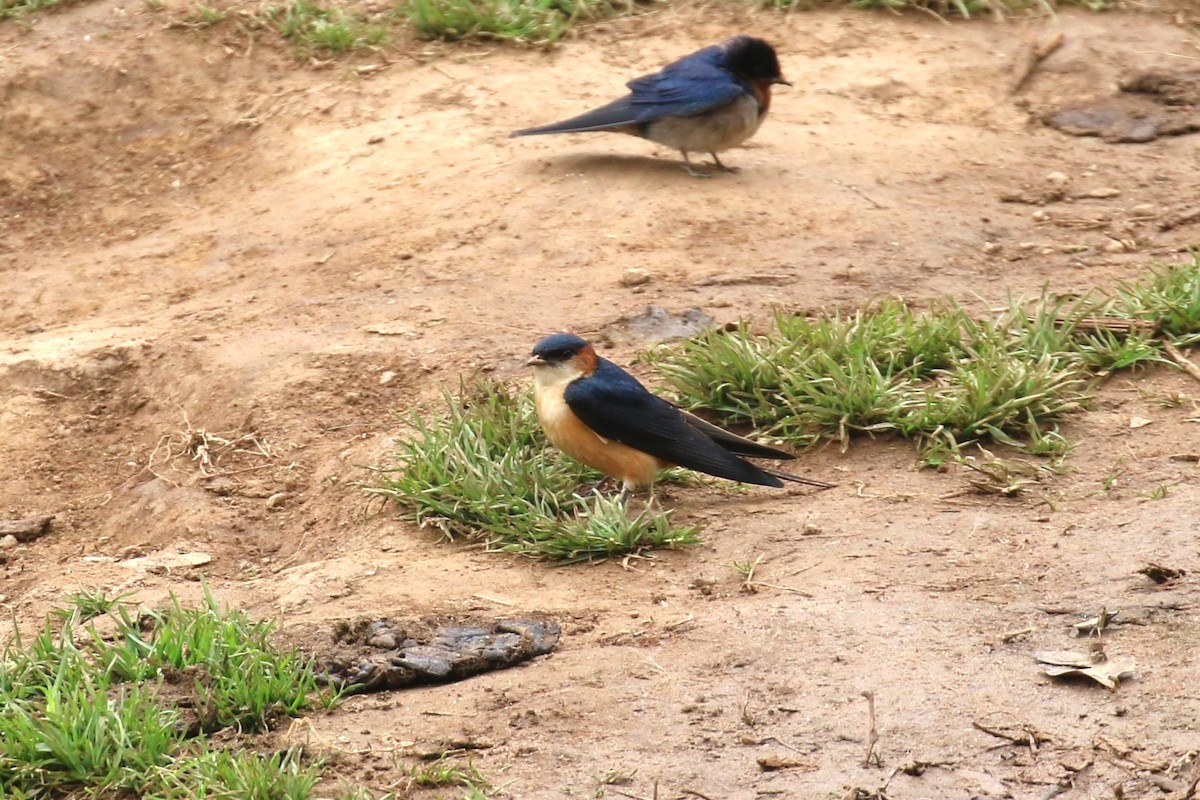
[527,333,598,377]
[723,36,791,86]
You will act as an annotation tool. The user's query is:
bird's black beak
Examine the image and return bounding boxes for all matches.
[775,76,793,87]
[526,355,546,367]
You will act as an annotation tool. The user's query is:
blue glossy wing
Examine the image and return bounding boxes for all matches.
[510,46,749,136]
[563,360,783,487]
[625,50,747,121]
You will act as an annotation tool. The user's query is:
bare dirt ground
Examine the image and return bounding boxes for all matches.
[3,1,1200,797]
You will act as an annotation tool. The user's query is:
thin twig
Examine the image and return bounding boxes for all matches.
[752,582,815,598]
[1010,31,1065,95]
[972,712,1052,751]
[1000,627,1034,643]
[862,691,880,767]
[1164,341,1200,384]
[833,179,887,210]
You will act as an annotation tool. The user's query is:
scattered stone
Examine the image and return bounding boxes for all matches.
[604,306,715,345]
[1080,187,1121,199]
[1042,69,1200,143]
[1045,171,1071,187]
[203,476,236,496]
[1120,69,1200,106]
[116,545,149,560]
[0,515,53,543]
[1127,203,1158,217]
[122,550,213,573]
[618,268,652,288]
[981,241,1001,255]
[363,321,419,337]
[315,616,560,693]
[757,754,817,772]
[367,632,397,649]
[1138,562,1186,584]
[0,535,18,550]
[1159,207,1200,232]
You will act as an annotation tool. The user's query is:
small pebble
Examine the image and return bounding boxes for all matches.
[368,633,397,649]
[1128,203,1157,217]
[981,242,1001,255]
[0,535,18,550]
[1046,171,1071,186]
[619,269,651,288]
[1083,187,1121,199]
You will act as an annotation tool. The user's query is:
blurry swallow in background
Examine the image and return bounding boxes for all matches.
[510,35,791,177]
[526,332,833,498]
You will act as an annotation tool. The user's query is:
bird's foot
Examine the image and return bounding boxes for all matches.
[709,153,739,173]
[680,153,713,179]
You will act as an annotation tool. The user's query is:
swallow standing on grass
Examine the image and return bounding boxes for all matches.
[526,333,834,498]
[510,35,791,177]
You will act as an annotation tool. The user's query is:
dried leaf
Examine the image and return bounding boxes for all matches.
[1035,650,1099,668]
[1040,655,1136,689]
[1072,608,1119,636]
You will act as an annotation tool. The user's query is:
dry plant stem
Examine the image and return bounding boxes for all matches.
[1163,341,1200,384]
[862,691,880,767]
[972,712,1051,752]
[1000,626,1033,643]
[1010,31,1065,95]
[1159,207,1200,232]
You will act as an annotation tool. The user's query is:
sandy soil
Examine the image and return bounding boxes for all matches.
[2,1,1200,797]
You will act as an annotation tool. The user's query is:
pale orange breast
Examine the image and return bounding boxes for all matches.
[535,387,660,489]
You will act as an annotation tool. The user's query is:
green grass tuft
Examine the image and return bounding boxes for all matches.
[753,0,1117,17]
[0,0,85,21]
[408,0,637,45]
[88,591,324,733]
[1110,256,1200,347]
[650,258,1200,459]
[406,756,491,793]
[53,586,137,623]
[268,0,387,52]
[371,381,700,562]
[144,746,323,800]
[0,592,337,798]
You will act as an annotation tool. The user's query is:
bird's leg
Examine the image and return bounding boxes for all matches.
[578,478,617,498]
[617,485,631,505]
[681,151,712,179]
[709,152,740,173]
